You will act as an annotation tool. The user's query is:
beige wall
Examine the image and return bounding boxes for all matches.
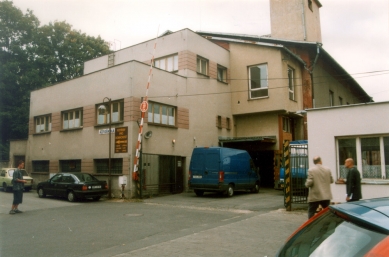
[313,65,361,107]
[228,43,303,116]
[270,0,322,42]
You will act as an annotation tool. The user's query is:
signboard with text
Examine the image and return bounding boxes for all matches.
[115,127,128,153]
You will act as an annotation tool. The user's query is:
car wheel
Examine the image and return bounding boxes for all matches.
[251,182,260,193]
[194,189,204,197]
[67,191,76,202]
[92,196,101,201]
[226,184,234,197]
[38,188,46,198]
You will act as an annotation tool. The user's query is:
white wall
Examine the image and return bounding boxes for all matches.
[307,102,389,203]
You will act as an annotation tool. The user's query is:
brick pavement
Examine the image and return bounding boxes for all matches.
[114,208,306,257]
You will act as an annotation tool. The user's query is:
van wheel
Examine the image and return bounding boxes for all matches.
[226,184,234,197]
[251,182,260,193]
[194,189,204,196]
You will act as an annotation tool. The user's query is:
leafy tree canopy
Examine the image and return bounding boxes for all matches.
[0,0,112,160]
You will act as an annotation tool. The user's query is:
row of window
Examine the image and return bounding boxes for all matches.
[337,136,389,180]
[32,159,123,174]
[34,101,176,133]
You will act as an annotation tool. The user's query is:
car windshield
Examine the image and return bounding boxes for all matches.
[8,169,29,176]
[73,173,99,182]
[278,211,386,257]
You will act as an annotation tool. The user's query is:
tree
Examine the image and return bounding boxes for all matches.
[0,1,111,160]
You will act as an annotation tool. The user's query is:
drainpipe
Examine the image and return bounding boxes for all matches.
[301,0,307,41]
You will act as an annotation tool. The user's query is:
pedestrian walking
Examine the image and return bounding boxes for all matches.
[305,156,334,219]
[340,158,362,202]
[9,160,27,214]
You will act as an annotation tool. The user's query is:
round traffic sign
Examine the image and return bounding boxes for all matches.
[140,101,148,112]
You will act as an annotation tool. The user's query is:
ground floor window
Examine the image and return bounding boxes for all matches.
[32,160,49,173]
[60,159,81,172]
[94,158,123,174]
[337,135,389,179]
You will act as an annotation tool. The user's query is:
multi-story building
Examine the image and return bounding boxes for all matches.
[11,0,371,197]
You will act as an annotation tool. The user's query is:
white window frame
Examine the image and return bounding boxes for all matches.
[148,102,175,126]
[288,66,295,100]
[217,65,227,83]
[249,64,268,99]
[154,54,178,72]
[96,101,124,125]
[336,135,389,181]
[197,56,208,76]
[35,115,52,133]
[62,109,83,129]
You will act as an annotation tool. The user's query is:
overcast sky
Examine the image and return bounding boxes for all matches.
[10,0,389,102]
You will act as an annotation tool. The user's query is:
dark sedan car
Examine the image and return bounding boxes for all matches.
[37,172,108,202]
[276,197,389,257]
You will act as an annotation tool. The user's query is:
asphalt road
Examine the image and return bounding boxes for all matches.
[0,188,307,257]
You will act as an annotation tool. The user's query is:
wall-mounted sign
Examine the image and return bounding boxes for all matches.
[99,128,115,135]
[115,126,128,153]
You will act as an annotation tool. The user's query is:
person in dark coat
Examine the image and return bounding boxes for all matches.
[344,158,362,202]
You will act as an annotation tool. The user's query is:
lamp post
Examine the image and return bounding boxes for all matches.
[98,97,112,199]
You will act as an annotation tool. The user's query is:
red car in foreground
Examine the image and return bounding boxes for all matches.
[276,197,389,257]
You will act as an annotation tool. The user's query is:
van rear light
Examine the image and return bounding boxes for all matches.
[219,171,224,182]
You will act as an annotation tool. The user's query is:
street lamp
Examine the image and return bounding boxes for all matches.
[98,97,112,199]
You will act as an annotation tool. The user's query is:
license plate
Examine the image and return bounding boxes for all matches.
[92,185,101,189]
[193,175,202,179]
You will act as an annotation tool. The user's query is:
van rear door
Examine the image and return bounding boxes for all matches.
[190,148,220,188]
[204,149,220,187]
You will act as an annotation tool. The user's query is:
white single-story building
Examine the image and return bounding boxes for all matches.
[307,101,389,203]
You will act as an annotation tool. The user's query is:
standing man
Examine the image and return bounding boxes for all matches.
[344,158,362,202]
[305,156,334,219]
[9,160,27,214]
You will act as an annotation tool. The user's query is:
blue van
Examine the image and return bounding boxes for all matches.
[188,147,260,197]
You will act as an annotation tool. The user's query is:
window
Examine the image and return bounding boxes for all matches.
[95,158,123,174]
[226,117,231,130]
[337,136,389,180]
[249,64,268,98]
[283,117,291,133]
[329,90,334,106]
[35,115,51,133]
[288,67,295,100]
[148,102,175,126]
[62,109,83,129]
[217,115,222,128]
[97,100,124,125]
[60,160,81,172]
[217,65,227,83]
[339,97,343,106]
[154,54,178,72]
[197,56,208,75]
[32,160,49,173]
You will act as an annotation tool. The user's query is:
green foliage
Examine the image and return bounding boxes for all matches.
[0,1,112,160]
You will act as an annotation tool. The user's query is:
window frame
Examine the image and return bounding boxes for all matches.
[248,64,269,99]
[32,160,50,173]
[147,102,176,127]
[62,108,83,130]
[329,90,334,106]
[336,135,389,181]
[94,158,123,174]
[288,66,295,101]
[96,100,124,125]
[217,65,227,83]
[196,56,209,76]
[154,54,178,72]
[35,114,52,133]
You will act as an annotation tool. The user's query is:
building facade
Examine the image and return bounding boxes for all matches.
[13,0,372,197]
[307,102,389,203]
